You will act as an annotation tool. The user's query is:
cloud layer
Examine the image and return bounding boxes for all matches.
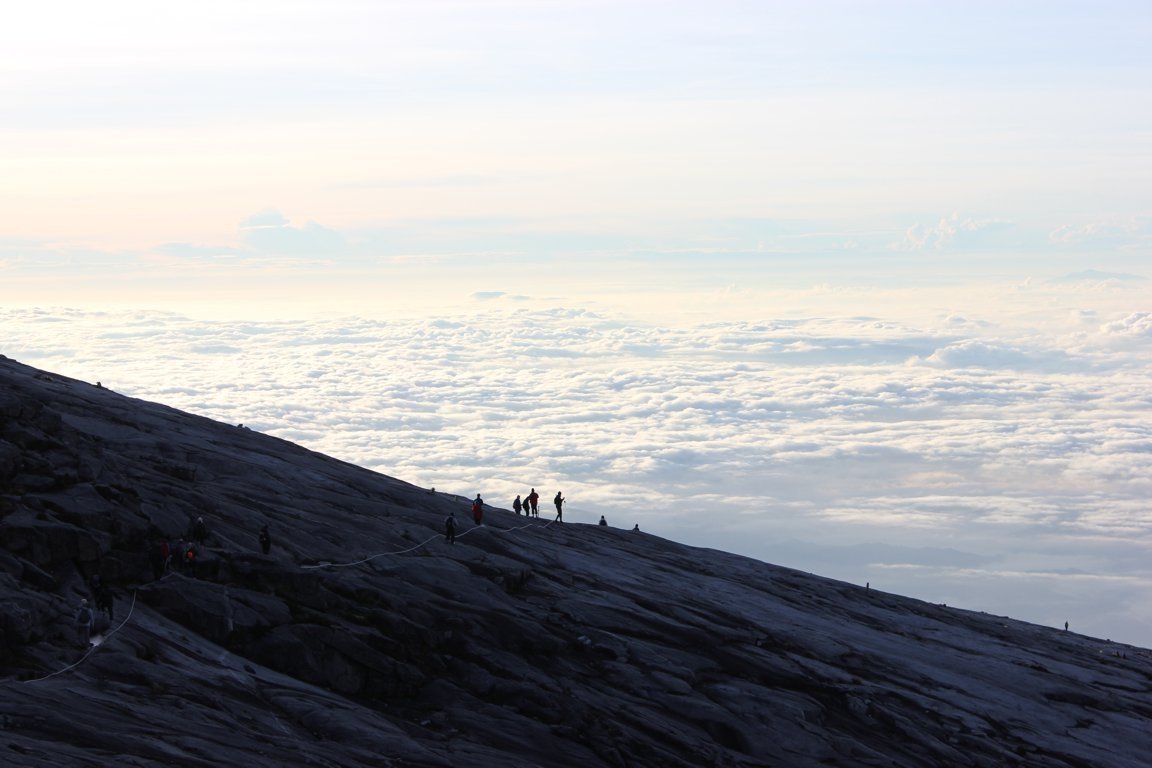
[4,274,1150,644]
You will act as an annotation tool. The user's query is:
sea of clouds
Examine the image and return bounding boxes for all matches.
[3,272,1151,645]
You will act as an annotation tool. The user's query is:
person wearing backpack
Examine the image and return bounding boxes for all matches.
[445,512,457,544]
[471,495,484,525]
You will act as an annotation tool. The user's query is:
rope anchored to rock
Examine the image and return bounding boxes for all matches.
[16,590,139,685]
[10,507,562,682]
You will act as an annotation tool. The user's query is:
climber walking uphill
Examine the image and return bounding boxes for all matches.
[527,488,540,517]
[73,599,94,647]
[445,512,457,544]
[554,491,565,522]
[472,494,484,525]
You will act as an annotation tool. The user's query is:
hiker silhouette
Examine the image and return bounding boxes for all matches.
[192,516,207,545]
[74,599,94,646]
[95,585,114,621]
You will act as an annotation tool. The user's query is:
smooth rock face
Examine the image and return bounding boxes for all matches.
[1,353,1150,767]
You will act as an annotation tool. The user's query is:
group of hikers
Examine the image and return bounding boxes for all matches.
[75,515,276,647]
[147,515,209,580]
[507,488,563,520]
[69,477,635,645]
[71,488,622,646]
[445,488,585,543]
[146,517,275,581]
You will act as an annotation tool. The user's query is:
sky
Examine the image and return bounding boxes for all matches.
[2,2,1152,644]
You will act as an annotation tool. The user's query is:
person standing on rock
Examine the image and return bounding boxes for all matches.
[445,512,457,544]
[74,599,94,647]
[95,584,115,621]
[513,495,523,515]
[599,515,607,526]
[192,516,208,545]
[554,491,565,522]
[527,488,539,517]
[472,494,484,525]
[150,540,168,580]
[259,525,272,555]
[184,544,197,577]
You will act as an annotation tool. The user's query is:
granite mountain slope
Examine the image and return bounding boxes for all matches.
[1,355,1150,767]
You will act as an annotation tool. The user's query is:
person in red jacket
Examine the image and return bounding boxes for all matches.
[472,494,484,525]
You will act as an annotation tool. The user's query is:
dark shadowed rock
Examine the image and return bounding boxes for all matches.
[1,354,1152,767]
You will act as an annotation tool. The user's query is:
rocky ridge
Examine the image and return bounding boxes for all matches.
[1,354,1150,767]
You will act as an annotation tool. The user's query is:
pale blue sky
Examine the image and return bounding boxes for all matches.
[2,0,1150,307]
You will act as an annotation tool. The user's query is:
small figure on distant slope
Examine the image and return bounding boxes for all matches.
[259,525,272,555]
[74,599,94,647]
[554,492,565,522]
[472,494,484,525]
[95,585,115,621]
[192,515,208,545]
[513,495,523,515]
[445,512,457,544]
[599,515,607,526]
[150,539,168,580]
[528,488,539,517]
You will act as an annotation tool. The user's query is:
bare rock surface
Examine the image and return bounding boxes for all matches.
[1,354,1151,767]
